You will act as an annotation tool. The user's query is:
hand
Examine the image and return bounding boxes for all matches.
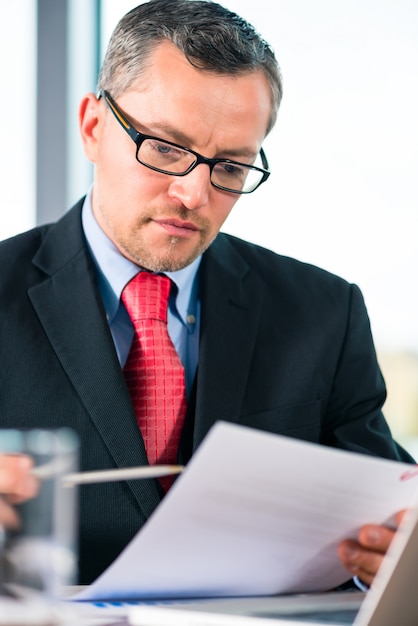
[0,455,39,529]
[337,510,406,587]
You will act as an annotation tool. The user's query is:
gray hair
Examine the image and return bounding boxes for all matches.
[97,0,282,134]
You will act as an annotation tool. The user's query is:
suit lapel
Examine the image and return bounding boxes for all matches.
[28,208,262,499]
[28,203,161,517]
[192,234,263,448]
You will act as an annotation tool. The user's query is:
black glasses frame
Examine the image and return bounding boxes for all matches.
[99,89,271,194]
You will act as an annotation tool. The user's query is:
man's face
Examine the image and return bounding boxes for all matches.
[80,41,272,272]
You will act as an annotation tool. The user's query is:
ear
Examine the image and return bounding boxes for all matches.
[79,92,103,163]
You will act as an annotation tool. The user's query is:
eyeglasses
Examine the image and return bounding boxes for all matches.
[99,90,270,194]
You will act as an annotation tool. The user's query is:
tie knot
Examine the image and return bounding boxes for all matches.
[122,272,171,323]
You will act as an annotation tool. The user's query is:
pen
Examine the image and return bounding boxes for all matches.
[32,463,184,485]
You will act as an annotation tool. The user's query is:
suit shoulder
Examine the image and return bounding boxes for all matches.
[0,224,52,289]
[0,224,51,257]
[213,233,366,324]
[0,200,85,277]
[217,232,352,290]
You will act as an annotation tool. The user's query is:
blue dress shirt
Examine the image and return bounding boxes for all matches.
[81,189,201,398]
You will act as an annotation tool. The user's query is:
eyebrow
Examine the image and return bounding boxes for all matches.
[129,115,258,161]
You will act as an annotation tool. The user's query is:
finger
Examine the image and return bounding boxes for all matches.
[337,539,386,586]
[358,523,397,553]
[0,455,38,500]
[338,516,404,587]
[0,497,21,529]
[395,509,407,526]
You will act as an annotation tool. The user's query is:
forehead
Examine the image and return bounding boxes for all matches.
[117,41,272,153]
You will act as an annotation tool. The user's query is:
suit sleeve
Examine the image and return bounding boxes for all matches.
[321,284,414,463]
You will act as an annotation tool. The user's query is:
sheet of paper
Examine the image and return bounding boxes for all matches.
[74,421,418,601]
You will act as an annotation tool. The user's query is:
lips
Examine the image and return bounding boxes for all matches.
[154,218,200,238]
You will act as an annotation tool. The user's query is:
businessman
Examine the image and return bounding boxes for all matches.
[0,0,413,585]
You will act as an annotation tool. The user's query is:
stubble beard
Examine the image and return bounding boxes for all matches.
[118,219,215,273]
[122,236,208,272]
[94,196,216,272]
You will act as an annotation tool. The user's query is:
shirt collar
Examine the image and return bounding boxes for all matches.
[81,188,201,326]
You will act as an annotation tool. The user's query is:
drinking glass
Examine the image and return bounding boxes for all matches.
[0,428,79,601]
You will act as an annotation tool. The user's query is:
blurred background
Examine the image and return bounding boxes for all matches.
[1,0,417,454]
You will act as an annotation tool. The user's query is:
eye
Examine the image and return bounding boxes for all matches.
[149,140,182,158]
[216,161,246,180]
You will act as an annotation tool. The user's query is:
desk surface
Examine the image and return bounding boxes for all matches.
[0,593,130,626]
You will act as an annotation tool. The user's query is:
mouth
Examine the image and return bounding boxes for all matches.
[153,217,200,238]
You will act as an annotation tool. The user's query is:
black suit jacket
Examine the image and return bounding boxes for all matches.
[0,199,412,583]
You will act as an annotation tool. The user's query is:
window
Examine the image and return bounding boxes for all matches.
[0,1,36,239]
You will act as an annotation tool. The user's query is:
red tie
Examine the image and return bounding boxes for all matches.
[122,272,187,490]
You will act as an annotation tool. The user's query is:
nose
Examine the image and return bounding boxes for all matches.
[167,163,211,211]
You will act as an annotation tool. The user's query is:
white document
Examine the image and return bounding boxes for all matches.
[74,421,418,602]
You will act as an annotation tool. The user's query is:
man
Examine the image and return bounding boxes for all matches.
[0,0,413,585]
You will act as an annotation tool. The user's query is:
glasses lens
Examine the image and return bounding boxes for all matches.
[211,161,264,193]
[138,139,196,174]
[137,138,267,194]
